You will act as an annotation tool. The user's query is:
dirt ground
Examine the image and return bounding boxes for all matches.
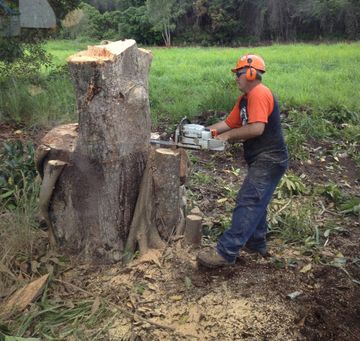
[54,142,360,340]
[1,122,360,340]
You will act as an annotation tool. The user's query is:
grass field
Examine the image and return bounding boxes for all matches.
[49,40,360,123]
[1,40,359,126]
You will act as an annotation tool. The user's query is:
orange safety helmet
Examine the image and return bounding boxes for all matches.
[231,54,266,81]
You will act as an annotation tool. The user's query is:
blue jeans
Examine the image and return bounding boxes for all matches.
[217,156,288,262]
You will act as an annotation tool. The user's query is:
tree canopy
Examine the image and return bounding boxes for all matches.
[76,0,360,45]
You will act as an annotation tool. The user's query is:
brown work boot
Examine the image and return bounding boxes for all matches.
[197,247,235,268]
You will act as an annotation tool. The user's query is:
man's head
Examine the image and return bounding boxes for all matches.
[232,54,266,92]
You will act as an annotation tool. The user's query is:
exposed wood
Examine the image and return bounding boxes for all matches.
[179,148,191,185]
[34,144,50,179]
[39,160,67,246]
[184,214,203,247]
[153,148,181,240]
[1,274,49,319]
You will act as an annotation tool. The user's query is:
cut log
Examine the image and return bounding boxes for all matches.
[179,148,191,185]
[184,214,203,247]
[153,148,181,240]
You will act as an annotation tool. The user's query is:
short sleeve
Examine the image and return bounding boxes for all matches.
[225,97,242,128]
[247,86,274,124]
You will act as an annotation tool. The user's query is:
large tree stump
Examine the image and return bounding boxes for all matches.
[44,40,152,262]
[35,40,190,263]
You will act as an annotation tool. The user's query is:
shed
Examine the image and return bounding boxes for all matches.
[19,0,56,29]
[0,0,56,36]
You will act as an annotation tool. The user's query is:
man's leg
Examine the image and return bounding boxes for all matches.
[244,211,268,255]
[216,161,286,263]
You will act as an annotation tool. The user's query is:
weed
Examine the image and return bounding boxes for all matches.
[340,197,360,216]
[202,215,231,242]
[318,182,343,203]
[325,106,360,126]
[134,282,147,295]
[0,140,37,208]
[229,166,240,176]
[223,184,237,200]
[0,180,42,294]
[9,297,111,340]
[283,128,309,161]
[269,200,319,249]
[275,172,309,199]
[192,172,213,185]
[0,141,45,293]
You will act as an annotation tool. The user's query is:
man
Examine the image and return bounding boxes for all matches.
[197,54,288,268]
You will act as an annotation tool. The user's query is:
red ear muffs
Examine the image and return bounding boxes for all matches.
[245,57,257,81]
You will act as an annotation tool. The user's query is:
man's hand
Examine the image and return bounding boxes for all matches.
[215,132,231,141]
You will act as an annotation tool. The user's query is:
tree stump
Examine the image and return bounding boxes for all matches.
[35,40,190,263]
[184,214,202,247]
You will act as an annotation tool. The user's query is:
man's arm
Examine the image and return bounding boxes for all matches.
[208,121,232,134]
[214,122,265,142]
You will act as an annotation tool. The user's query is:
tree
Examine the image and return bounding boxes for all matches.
[146,0,176,47]
[118,5,160,44]
[48,0,81,21]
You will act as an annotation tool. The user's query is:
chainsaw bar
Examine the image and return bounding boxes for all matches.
[150,139,202,150]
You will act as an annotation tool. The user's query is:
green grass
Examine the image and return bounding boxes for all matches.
[1,40,359,126]
[148,43,360,122]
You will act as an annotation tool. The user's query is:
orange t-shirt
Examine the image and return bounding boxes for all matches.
[225,83,274,128]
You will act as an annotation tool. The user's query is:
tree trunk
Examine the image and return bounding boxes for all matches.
[44,40,152,262]
[35,40,189,263]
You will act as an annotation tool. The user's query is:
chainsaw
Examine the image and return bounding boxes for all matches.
[150,118,226,151]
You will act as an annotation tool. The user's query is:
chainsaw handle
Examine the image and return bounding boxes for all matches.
[210,129,218,137]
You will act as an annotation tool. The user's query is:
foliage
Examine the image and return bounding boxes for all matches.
[118,5,160,44]
[0,141,37,208]
[269,200,320,248]
[146,0,176,47]
[319,182,344,203]
[0,38,52,82]
[48,0,81,21]
[275,172,309,199]
[63,0,360,45]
